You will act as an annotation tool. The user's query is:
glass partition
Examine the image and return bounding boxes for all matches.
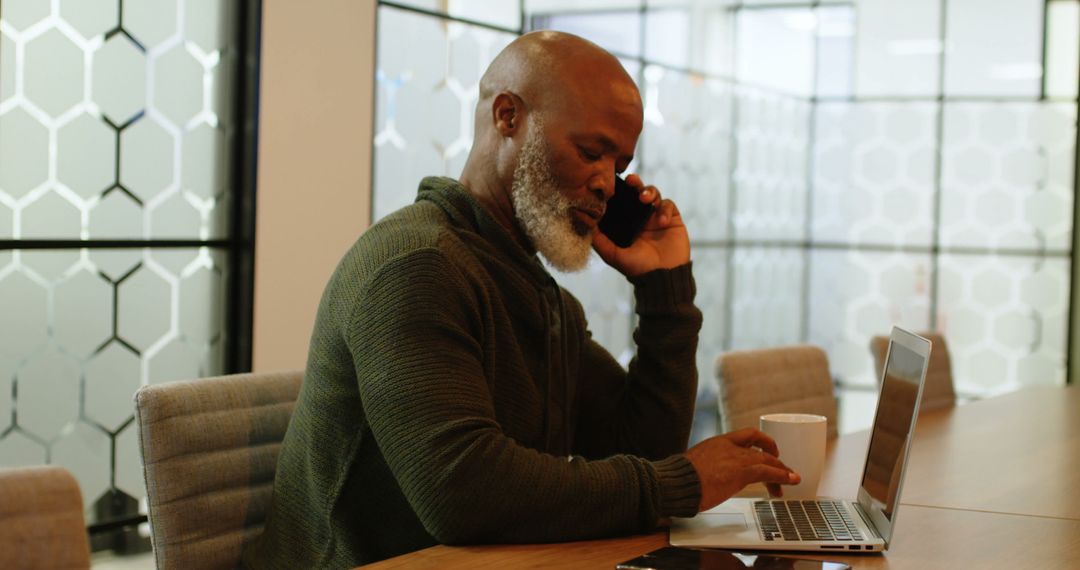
[0,0,257,544]
[371,0,1079,440]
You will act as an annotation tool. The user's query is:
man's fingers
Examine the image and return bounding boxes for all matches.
[746,464,801,486]
[724,427,759,443]
[645,186,662,205]
[620,174,662,207]
[766,483,783,498]
[651,198,673,226]
[726,428,780,457]
[758,452,795,474]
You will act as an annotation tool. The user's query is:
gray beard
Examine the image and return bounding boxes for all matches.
[510,121,594,273]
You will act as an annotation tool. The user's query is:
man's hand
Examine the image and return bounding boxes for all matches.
[592,174,690,277]
[684,428,801,512]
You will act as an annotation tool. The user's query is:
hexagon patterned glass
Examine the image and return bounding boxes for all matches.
[0,247,228,517]
[1,0,236,240]
[0,0,238,527]
[372,0,1078,444]
[373,7,517,220]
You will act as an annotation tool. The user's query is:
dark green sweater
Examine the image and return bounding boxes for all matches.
[243,177,704,568]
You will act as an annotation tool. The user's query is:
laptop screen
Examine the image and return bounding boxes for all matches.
[858,340,926,521]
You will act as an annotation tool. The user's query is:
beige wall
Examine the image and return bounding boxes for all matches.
[252,0,376,372]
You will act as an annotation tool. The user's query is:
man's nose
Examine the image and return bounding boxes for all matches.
[590,173,614,202]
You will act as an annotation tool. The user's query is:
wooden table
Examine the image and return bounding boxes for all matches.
[818,385,1080,520]
[365,385,1080,569]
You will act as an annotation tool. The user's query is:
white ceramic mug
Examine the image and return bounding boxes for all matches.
[759,413,827,500]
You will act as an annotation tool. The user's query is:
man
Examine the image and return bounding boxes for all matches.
[243,30,798,569]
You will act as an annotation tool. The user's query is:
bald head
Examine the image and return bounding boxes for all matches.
[476,31,640,130]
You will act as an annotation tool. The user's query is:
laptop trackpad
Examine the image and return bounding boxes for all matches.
[695,512,747,530]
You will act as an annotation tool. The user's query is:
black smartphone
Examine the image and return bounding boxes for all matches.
[616,547,852,570]
[598,175,655,248]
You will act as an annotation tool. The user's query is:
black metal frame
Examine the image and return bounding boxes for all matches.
[224,0,263,375]
[1069,0,1080,385]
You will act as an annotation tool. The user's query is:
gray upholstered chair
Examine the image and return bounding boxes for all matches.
[134,370,303,569]
[716,345,839,440]
[870,332,956,412]
[0,465,91,569]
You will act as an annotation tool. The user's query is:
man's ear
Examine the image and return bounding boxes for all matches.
[492,91,524,137]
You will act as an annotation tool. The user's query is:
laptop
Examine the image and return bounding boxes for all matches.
[670,326,932,553]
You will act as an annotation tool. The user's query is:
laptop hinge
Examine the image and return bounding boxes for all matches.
[852,502,883,540]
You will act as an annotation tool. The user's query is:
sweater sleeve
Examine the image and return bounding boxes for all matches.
[348,249,697,545]
[569,263,704,510]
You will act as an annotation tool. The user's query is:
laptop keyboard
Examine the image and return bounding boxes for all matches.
[753,500,865,542]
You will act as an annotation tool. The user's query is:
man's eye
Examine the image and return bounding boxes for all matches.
[579,146,601,161]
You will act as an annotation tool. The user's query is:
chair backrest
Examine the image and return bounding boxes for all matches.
[870,332,955,412]
[716,345,839,440]
[0,465,91,569]
[134,370,303,570]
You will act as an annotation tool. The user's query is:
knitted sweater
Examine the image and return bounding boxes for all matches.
[242,177,704,568]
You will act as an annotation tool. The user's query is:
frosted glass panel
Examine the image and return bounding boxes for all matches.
[416,0,1079,408]
[52,423,112,511]
[0,330,13,434]
[24,29,84,118]
[184,0,229,51]
[807,250,933,387]
[812,102,938,247]
[374,6,516,221]
[815,5,855,97]
[393,0,522,30]
[1,30,14,103]
[532,11,642,57]
[2,0,50,32]
[153,44,206,127]
[0,247,227,508]
[1,0,243,531]
[732,88,811,241]
[527,0,641,12]
[644,9,690,68]
[729,247,804,350]
[0,1,236,240]
[57,113,116,200]
[640,1,737,75]
[693,247,729,396]
[938,254,1068,394]
[939,103,1076,252]
[0,108,50,203]
[742,0,833,4]
[638,66,732,242]
[855,0,942,97]
[944,0,1043,97]
[113,416,142,502]
[20,190,82,239]
[1045,0,1080,99]
[124,0,179,49]
[736,7,816,96]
